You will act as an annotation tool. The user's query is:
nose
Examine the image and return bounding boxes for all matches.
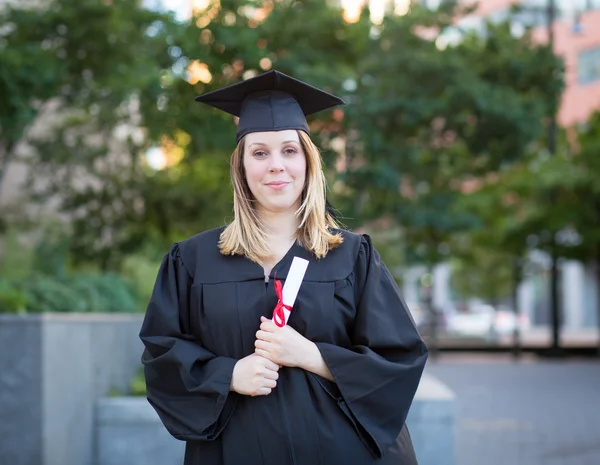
[268,152,285,173]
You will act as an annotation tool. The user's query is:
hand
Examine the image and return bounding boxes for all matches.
[254,316,314,368]
[230,353,280,396]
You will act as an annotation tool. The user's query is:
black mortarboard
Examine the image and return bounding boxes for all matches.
[195,70,345,143]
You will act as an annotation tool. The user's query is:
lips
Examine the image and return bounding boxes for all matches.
[266,181,290,191]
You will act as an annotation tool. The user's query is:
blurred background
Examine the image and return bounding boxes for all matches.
[1,1,599,465]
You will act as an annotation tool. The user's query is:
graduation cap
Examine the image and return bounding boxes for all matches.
[195,70,345,143]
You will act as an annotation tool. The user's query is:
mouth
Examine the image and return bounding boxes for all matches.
[265,181,290,190]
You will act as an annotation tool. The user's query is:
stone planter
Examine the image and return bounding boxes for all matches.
[95,373,455,465]
[407,373,456,465]
[96,397,185,465]
[0,313,144,465]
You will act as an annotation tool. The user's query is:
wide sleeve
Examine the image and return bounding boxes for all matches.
[139,243,238,441]
[315,235,429,458]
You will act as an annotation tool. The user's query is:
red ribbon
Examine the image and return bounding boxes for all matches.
[272,278,292,327]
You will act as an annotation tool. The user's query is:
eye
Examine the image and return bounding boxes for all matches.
[253,150,268,158]
[284,147,298,156]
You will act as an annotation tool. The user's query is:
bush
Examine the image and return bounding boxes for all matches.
[0,279,28,313]
[0,273,142,314]
[0,222,146,314]
[120,254,162,308]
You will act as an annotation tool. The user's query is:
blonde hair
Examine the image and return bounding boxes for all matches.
[219,130,343,263]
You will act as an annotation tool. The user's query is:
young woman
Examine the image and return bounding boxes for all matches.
[140,70,429,465]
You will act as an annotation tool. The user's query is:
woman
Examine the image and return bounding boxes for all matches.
[140,70,429,465]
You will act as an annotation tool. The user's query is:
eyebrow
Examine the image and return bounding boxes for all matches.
[248,140,300,147]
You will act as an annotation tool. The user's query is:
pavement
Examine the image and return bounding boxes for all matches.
[433,327,600,350]
[425,354,600,465]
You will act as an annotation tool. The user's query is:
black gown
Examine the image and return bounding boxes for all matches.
[140,227,429,465]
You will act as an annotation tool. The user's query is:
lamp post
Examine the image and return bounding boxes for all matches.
[545,0,564,357]
[514,0,562,355]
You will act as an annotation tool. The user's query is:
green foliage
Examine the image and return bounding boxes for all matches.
[0,0,177,188]
[453,20,564,164]
[108,366,147,397]
[448,243,515,303]
[129,367,147,397]
[4,0,372,269]
[450,110,600,313]
[335,2,564,270]
[0,273,141,314]
[0,227,35,281]
[0,0,181,269]
[120,253,163,307]
[564,113,600,262]
[362,221,406,284]
[0,279,28,313]
[0,224,144,314]
[1,0,570,300]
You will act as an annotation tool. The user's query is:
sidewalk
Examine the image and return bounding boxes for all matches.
[426,355,600,465]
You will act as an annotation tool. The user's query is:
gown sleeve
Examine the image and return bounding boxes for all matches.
[314,234,429,458]
[139,243,238,441]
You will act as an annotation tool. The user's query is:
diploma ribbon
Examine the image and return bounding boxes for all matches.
[272,278,292,327]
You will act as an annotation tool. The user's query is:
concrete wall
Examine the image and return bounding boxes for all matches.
[0,315,44,465]
[0,313,144,465]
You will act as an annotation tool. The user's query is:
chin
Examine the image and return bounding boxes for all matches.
[264,203,296,213]
[259,197,300,214]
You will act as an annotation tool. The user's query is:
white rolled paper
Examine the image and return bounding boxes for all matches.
[281,256,309,325]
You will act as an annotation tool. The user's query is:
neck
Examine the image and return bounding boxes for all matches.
[257,207,300,243]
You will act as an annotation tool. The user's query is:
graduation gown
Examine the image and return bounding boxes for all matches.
[140,227,428,465]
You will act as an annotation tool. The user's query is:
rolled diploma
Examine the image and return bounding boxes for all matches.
[281,257,309,324]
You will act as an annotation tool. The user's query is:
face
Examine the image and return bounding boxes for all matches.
[243,130,307,214]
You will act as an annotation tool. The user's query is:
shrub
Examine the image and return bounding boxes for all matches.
[0,279,28,313]
[0,222,154,314]
[0,273,142,314]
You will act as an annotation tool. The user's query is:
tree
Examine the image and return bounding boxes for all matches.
[571,114,600,353]
[0,0,184,268]
[496,113,600,353]
[328,3,563,350]
[337,4,563,256]
[4,0,369,269]
[0,0,178,191]
[453,117,600,353]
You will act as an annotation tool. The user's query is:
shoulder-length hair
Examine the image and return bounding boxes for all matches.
[219,130,343,263]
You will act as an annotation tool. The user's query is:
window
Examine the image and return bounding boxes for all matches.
[578,47,600,85]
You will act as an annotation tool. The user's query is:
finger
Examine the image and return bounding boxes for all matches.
[262,358,280,372]
[260,319,277,332]
[263,379,277,389]
[254,339,269,351]
[254,348,271,359]
[255,330,273,341]
[263,369,279,381]
[260,316,269,323]
[256,387,272,396]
